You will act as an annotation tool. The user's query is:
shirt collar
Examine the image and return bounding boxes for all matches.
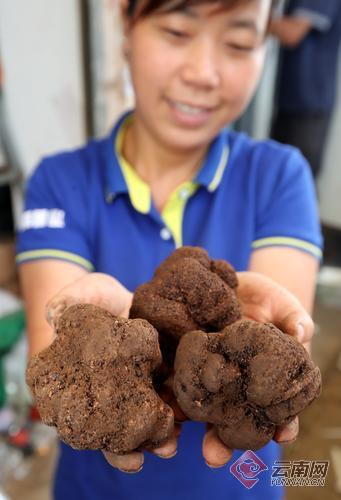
[104,109,230,202]
[104,110,132,202]
[194,127,230,192]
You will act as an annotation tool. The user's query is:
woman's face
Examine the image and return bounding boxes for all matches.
[122,0,271,151]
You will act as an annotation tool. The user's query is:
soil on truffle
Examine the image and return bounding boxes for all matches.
[173,319,322,450]
[130,246,241,369]
[26,304,174,454]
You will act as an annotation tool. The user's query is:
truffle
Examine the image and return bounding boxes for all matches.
[26,304,174,454]
[173,319,322,450]
[130,247,241,366]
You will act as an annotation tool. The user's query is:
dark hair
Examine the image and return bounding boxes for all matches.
[127,0,277,20]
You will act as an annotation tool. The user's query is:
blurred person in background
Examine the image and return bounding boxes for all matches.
[270,0,341,179]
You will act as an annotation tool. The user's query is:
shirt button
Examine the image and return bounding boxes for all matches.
[179,188,190,200]
[160,227,172,240]
[106,192,116,203]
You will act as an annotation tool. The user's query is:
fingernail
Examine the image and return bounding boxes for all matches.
[46,309,53,325]
[205,461,226,469]
[279,437,297,445]
[118,465,143,473]
[296,323,305,343]
[155,449,177,459]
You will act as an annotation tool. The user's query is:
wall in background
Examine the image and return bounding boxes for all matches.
[88,0,133,137]
[318,49,341,229]
[0,0,86,178]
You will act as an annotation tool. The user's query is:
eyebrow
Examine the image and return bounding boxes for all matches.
[158,5,262,35]
[159,4,198,17]
[227,18,261,36]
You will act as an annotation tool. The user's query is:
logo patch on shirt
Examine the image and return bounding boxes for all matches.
[19,209,65,230]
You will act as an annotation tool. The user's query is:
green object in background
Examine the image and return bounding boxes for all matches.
[0,309,25,407]
[0,361,5,408]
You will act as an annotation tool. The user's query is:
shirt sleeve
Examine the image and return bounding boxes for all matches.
[252,145,323,261]
[288,0,339,32]
[16,154,94,271]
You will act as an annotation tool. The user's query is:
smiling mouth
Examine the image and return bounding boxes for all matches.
[167,98,218,116]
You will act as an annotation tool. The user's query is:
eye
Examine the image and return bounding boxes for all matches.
[225,43,256,53]
[163,28,189,39]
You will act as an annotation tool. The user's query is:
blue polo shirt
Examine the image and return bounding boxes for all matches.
[276,0,341,114]
[16,110,322,500]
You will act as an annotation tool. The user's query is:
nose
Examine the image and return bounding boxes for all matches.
[180,37,221,89]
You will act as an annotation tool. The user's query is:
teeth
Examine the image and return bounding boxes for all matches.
[173,101,205,115]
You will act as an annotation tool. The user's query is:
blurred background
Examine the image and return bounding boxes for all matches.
[0,0,340,498]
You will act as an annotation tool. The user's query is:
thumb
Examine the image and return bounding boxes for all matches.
[202,424,232,468]
[103,450,144,473]
[46,294,80,330]
[46,273,133,329]
[277,309,315,345]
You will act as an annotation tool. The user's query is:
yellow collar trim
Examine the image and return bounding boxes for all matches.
[207,144,229,192]
[116,116,151,214]
[162,181,199,247]
[115,115,199,246]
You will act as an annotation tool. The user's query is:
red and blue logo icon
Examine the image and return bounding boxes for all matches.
[230,450,268,489]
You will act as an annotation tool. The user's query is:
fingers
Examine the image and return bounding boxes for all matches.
[278,310,315,345]
[237,271,315,345]
[46,294,80,330]
[146,376,182,459]
[46,273,133,329]
[158,379,187,423]
[145,418,180,458]
[150,431,178,459]
[103,425,180,473]
[102,450,144,473]
[269,283,314,345]
[104,424,180,473]
[202,424,233,468]
[173,422,182,439]
[274,416,299,444]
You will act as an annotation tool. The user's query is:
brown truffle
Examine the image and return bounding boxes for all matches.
[26,304,174,454]
[130,247,241,366]
[173,319,322,450]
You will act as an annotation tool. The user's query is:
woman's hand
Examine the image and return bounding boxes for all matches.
[201,270,314,468]
[46,273,178,473]
[236,271,314,347]
[46,270,315,471]
[46,272,133,330]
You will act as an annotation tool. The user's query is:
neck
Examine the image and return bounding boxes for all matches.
[122,113,208,211]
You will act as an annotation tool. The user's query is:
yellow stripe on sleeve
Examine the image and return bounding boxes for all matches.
[16,249,94,271]
[252,237,322,259]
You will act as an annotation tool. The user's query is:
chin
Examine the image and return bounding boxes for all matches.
[163,134,212,152]
[158,124,221,152]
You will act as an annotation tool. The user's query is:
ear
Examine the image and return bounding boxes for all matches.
[119,0,129,10]
[119,0,132,37]
[119,0,130,22]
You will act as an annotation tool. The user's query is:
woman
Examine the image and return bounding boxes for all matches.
[17,0,322,498]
